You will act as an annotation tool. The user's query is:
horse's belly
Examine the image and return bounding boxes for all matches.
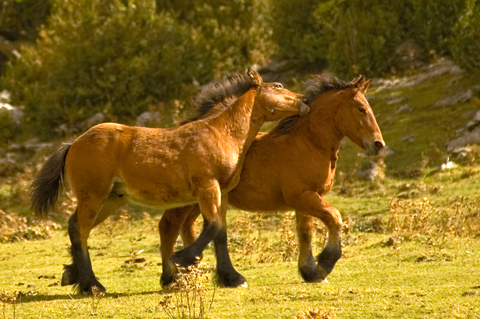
[112,181,197,210]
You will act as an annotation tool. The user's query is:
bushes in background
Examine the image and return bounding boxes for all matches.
[450,0,480,82]
[271,0,476,78]
[0,0,479,139]
[1,0,214,136]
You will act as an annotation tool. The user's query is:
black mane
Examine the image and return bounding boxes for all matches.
[184,73,256,123]
[271,73,352,135]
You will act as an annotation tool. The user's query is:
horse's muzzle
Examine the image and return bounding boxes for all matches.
[365,140,385,156]
[299,101,310,116]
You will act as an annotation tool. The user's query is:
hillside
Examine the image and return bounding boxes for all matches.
[335,58,479,176]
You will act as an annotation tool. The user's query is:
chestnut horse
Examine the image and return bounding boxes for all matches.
[160,74,385,287]
[30,68,309,295]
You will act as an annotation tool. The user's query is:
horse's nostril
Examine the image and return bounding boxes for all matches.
[374,141,384,151]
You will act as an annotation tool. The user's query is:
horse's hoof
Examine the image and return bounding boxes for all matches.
[299,265,324,283]
[171,250,199,267]
[316,265,329,282]
[217,271,247,288]
[78,281,106,296]
[160,272,179,287]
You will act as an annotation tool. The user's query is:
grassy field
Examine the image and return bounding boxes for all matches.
[1,167,480,319]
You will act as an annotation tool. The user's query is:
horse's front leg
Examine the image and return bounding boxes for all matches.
[288,191,342,281]
[171,180,222,266]
[295,212,325,282]
[159,205,195,286]
[213,197,247,287]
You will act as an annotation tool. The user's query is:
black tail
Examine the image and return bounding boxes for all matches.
[30,143,72,216]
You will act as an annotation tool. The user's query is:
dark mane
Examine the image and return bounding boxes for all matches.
[271,73,352,135]
[183,73,256,123]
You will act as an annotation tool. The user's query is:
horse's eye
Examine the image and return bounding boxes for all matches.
[358,107,366,114]
[273,83,283,89]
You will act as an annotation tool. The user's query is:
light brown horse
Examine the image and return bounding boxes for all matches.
[160,74,385,287]
[30,68,309,295]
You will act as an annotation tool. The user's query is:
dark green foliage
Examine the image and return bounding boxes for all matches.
[156,0,273,74]
[0,0,51,76]
[0,0,51,41]
[450,0,480,81]
[1,0,214,137]
[397,0,470,59]
[324,1,403,78]
[271,0,331,71]
[272,0,403,78]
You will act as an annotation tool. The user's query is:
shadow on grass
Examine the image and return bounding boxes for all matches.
[17,290,161,304]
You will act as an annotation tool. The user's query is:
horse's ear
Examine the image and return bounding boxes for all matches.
[359,79,371,94]
[247,67,262,86]
[352,75,365,88]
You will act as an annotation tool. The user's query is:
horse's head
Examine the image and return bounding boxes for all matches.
[248,68,309,121]
[336,75,385,156]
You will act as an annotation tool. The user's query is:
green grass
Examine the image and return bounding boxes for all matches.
[2,165,480,319]
[1,219,479,318]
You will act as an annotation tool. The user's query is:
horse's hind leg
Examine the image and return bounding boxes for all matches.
[296,213,325,282]
[288,191,342,281]
[181,205,201,247]
[159,205,194,286]
[62,191,125,292]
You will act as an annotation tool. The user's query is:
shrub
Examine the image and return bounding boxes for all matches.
[271,0,403,78]
[157,0,274,75]
[0,0,52,77]
[404,0,470,59]
[323,0,403,78]
[450,1,480,80]
[271,0,331,71]
[1,0,214,137]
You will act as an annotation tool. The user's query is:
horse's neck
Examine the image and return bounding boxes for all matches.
[205,89,263,149]
[289,107,343,166]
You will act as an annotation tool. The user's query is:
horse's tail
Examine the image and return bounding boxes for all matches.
[31,143,72,216]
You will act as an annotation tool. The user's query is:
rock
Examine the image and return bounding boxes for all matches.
[440,161,457,170]
[433,89,472,108]
[82,112,105,130]
[466,110,480,130]
[136,111,161,127]
[396,104,411,114]
[403,134,416,143]
[0,153,21,176]
[387,96,405,105]
[371,58,464,93]
[357,159,385,181]
[447,126,480,151]
[449,147,477,166]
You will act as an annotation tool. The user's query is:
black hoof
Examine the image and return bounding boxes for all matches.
[61,264,79,286]
[171,249,200,267]
[77,280,106,296]
[299,264,325,283]
[161,272,179,287]
[316,247,341,274]
[216,270,247,288]
[161,261,179,287]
